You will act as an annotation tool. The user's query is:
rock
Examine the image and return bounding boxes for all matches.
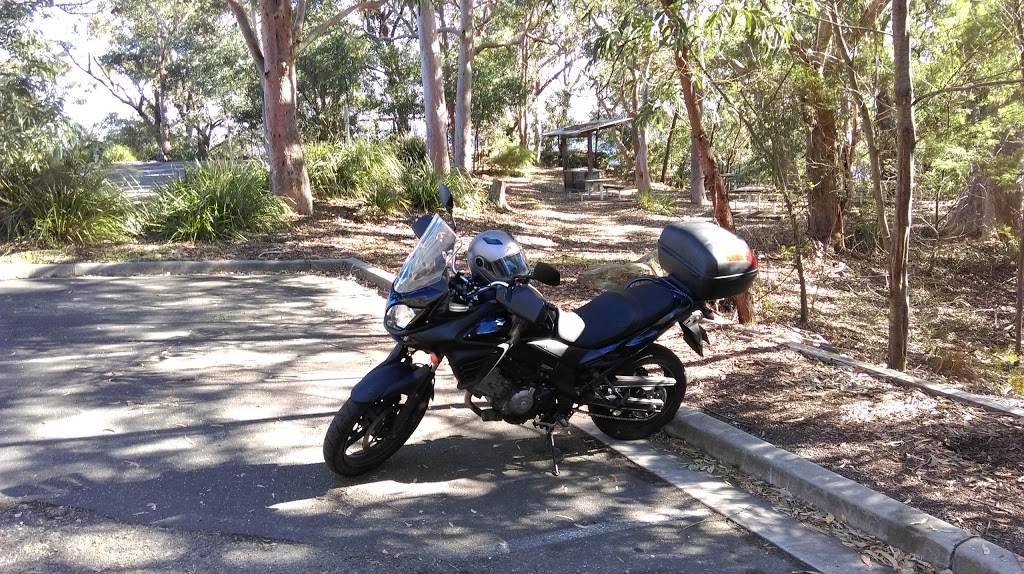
[635,250,667,277]
[578,251,668,290]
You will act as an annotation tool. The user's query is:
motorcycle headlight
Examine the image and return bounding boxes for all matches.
[385,304,421,330]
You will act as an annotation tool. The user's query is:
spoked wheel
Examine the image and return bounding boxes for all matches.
[590,343,687,440]
[323,393,427,477]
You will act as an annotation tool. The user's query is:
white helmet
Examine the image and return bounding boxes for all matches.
[467,230,529,283]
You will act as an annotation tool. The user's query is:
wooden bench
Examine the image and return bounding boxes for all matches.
[732,185,770,214]
[582,177,616,201]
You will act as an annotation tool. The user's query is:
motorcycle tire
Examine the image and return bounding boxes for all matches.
[323,393,427,477]
[590,343,686,441]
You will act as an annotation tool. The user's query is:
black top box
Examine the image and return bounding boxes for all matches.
[657,221,758,301]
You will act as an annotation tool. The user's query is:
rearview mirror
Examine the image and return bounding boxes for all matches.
[532,262,561,286]
[411,214,433,238]
[439,184,454,215]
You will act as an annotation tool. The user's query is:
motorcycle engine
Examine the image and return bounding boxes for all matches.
[474,362,554,423]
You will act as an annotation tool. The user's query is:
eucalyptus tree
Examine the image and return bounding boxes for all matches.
[226,0,383,214]
[362,4,420,134]
[72,0,223,160]
[889,0,915,370]
[766,0,890,252]
[296,21,373,143]
[659,0,758,324]
[591,3,679,194]
[417,0,449,173]
[450,0,560,172]
[921,0,1024,238]
[168,16,250,159]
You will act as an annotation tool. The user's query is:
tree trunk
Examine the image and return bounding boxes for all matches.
[833,16,890,252]
[489,179,512,211]
[661,6,753,323]
[453,0,473,173]
[806,100,845,251]
[419,0,450,174]
[946,138,1022,237]
[888,0,915,370]
[689,136,705,205]
[634,121,653,194]
[260,0,312,214]
[660,110,677,184]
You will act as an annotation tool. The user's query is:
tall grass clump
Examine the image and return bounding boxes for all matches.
[308,141,402,199]
[391,135,427,167]
[144,161,286,241]
[636,191,677,215]
[305,142,346,197]
[0,157,136,246]
[487,144,535,176]
[401,163,486,212]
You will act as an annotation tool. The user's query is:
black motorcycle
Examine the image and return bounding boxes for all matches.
[323,185,758,476]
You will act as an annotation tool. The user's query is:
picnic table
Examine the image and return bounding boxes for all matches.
[583,177,616,200]
[732,185,770,214]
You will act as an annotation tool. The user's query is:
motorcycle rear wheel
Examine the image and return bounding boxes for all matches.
[323,393,427,477]
[590,343,686,440]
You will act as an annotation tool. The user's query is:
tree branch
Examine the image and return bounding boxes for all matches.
[293,0,308,38]
[226,0,265,74]
[914,79,1023,106]
[296,0,385,57]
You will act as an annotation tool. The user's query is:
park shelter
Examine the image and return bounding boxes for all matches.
[542,117,632,190]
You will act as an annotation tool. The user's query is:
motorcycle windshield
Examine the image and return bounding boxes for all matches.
[393,215,457,294]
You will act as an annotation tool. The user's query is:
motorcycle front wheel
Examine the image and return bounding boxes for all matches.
[323,393,427,477]
[590,343,686,440]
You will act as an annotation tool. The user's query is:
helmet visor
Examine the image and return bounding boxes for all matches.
[493,252,530,278]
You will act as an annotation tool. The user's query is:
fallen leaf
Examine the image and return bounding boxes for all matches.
[860,554,874,568]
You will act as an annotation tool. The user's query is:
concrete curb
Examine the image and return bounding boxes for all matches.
[783,341,1024,420]
[666,406,1024,573]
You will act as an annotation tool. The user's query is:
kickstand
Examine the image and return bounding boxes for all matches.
[546,430,560,476]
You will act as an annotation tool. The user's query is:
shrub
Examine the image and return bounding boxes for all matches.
[305,142,347,197]
[487,144,535,176]
[308,141,403,199]
[400,163,486,212]
[360,178,410,216]
[144,161,286,241]
[102,144,137,163]
[0,158,135,246]
[391,135,427,167]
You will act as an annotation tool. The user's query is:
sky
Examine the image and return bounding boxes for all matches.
[36,6,129,131]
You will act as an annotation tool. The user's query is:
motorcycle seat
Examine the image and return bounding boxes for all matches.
[571,282,677,348]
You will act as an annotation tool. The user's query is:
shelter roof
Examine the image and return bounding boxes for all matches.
[541,117,632,138]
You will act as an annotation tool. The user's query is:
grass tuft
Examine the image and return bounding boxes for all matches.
[144,161,287,241]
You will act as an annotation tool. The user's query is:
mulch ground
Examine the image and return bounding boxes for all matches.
[4,167,1023,562]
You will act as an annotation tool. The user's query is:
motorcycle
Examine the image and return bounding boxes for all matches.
[323,185,758,476]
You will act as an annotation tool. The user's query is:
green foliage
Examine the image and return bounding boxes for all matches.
[635,191,677,215]
[309,141,403,199]
[400,164,485,212]
[0,156,135,246]
[487,145,535,176]
[359,178,410,216]
[144,162,286,241]
[102,144,137,163]
[296,20,372,141]
[391,135,427,167]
